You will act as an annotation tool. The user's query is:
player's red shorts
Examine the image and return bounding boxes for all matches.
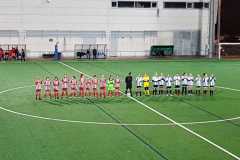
[36,89,41,92]
[79,87,84,90]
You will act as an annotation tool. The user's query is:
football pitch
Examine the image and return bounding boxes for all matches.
[0,59,240,160]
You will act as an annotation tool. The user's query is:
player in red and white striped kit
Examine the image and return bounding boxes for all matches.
[115,75,121,96]
[99,75,107,98]
[92,75,98,97]
[44,77,51,98]
[61,74,69,98]
[79,74,85,97]
[53,76,60,99]
[35,78,42,100]
[70,76,78,97]
[85,78,92,97]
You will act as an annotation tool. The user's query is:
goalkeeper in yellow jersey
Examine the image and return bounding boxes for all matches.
[143,73,150,95]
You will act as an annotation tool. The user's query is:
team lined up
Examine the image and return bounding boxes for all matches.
[35,74,121,100]
[134,73,216,97]
[35,72,216,100]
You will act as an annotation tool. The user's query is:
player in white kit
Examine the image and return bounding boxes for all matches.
[166,74,173,96]
[195,74,202,95]
[158,73,165,95]
[173,74,181,96]
[187,73,194,95]
[152,73,159,95]
[209,74,216,96]
[135,74,143,96]
[181,73,188,96]
[202,73,209,95]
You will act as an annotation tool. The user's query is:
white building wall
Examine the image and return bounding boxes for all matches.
[0,0,211,57]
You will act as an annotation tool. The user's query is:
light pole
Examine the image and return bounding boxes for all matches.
[217,0,222,60]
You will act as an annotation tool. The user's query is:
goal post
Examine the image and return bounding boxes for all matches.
[218,43,240,60]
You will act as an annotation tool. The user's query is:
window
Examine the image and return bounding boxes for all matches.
[112,1,117,7]
[135,1,151,8]
[118,1,134,8]
[152,2,157,8]
[194,2,203,9]
[204,3,209,8]
[187,3,193,8]
[164,2,186,8]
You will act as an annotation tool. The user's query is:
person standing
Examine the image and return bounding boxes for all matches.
[99,75,107,98]
[143,73,150,96]
[107,75,115,97]
[152,72,159,95]
[0,48,4,61]
[86,49,90,60]
[93,48,97,60]
[181,73,188,96]
[21,48,26,62]
[125,72,133,96]
[135,74,143,96]
[16,48,19,60]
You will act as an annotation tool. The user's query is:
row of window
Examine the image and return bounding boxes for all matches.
[164,2,209,9]
[112,1,158,8]
[111,1,209,9]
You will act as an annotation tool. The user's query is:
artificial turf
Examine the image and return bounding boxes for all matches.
[0,59,239,160]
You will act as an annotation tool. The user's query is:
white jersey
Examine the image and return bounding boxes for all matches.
[187,76,194,86]
[158,76,165,86]
[202,76,209,87]
[152,76,159,86]
[195,76,202,87]
[173,76,181,86]
[166,77,173,87]
[209,76,216,86]
[136,76,143,87]
[181,76,188,85]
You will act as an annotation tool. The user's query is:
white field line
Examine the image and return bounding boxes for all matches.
[58,61,240,160]
[216,86,240,92]
[0,85,34,94]
[1,85,239,126]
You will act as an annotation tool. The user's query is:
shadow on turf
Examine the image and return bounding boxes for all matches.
[42,96,131,107]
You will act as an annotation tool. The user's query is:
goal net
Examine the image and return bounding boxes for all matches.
[218,43,240,60]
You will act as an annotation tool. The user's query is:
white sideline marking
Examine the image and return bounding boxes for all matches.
[58,61,240,160]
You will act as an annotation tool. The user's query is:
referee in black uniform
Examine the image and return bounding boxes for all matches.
[125,72,133,96]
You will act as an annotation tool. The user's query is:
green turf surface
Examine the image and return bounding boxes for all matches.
[0,60,240,160]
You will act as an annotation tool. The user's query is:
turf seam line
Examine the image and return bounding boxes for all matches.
[180,99,240,128]
[58,61,240,160]
[86,98,168,160]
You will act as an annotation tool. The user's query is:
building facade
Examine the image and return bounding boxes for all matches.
[0,0,216,58]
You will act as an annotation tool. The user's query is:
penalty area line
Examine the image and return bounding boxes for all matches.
[58,61,240,160]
